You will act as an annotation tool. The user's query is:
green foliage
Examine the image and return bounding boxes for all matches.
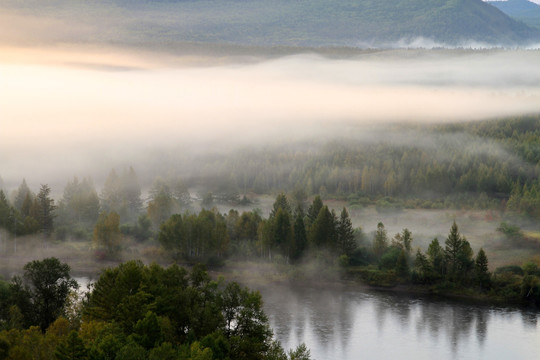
[372,222,388,259]
[83,261,279,359]
[55,331,88,360]
[11,258,78,332]
[288,343,311,360]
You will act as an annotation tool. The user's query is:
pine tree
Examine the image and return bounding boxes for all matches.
[306,196,323,227]
[270,193,291,218]
[0,190,12,231]
[475,248,491,290]
[309,206,335,249]
[427,238,445,277]
[337,207,356,256]
[291,208,307,262]
[445,221,463,278]
[37,184,56,237]
[273,208,292,259]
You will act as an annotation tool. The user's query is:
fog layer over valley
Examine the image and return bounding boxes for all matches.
[2,47,540,190]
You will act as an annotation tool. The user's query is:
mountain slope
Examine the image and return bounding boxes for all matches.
[488,0,540,30]
[2,0,539,48]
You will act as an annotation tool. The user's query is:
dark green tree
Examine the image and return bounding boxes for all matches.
[308,205,336,250]
[372,222,388,259]
[36,184,56,237]
[158,214,187,261]
[291,208,308,262]
[444,222,473,282]
[13,257,78,331]
[55,330,88,360]
[427,238,445,277]
[475,248,491,290]
[272,208,292,259]
[337,207,356,257]
[395,250,409,277]
[270,193,291,218]
[306,196,323,227]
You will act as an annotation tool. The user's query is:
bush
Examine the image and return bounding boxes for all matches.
[494,265,524,276]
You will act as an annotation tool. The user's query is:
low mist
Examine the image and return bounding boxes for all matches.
[2,44,540,191]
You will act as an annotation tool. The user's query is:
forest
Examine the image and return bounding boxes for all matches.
[0,117,539,359]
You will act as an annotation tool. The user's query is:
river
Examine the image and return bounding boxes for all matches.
[260,285,540,360]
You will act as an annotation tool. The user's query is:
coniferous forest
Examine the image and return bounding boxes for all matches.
[0,117,539,359]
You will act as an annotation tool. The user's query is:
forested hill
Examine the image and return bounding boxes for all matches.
[2,0,540,48]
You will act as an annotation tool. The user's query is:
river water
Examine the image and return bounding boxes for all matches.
[260,285,540,360]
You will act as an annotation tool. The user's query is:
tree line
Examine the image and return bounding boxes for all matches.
[156,194,357,266]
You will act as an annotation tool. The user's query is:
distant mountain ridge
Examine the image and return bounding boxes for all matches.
[2,0,540,48]
[488,0,540,29]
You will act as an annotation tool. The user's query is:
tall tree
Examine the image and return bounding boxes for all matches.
[337,208,356,257]
[306,196,323,227]
[372,222,388,259]
[475,248,491,290]
[36,184,56,237]
[291,208,308,262]
[444,222,473,282]
[308,205,336,250]
[58,177,100,226]
[13,179,31,211]
[272,208,292,259]
[427,238,445,277]
[270,193,291,218]
[0,190,13,231]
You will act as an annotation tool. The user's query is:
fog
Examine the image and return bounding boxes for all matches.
[2,43,540,191]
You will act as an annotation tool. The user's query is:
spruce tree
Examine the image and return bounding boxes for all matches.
[37,184,56,237]
[337,208,356,257]
[291,208,308,262]
[475,248,491,289]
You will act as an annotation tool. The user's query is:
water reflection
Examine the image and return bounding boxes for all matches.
[260,285,540,360]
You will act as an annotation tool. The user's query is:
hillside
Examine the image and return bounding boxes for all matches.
[1,0,539,48]
[488,0,540,30]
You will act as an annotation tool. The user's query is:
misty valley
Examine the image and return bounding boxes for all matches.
[0,117,539,359]
[2,0,540,358]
